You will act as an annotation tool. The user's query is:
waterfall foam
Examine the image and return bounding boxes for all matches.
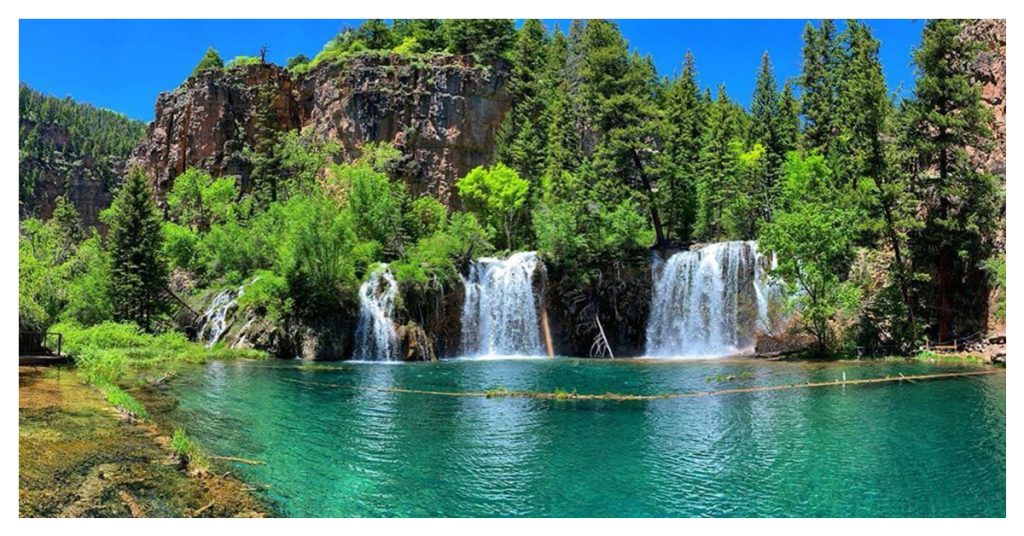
[645,241,778,358]
[354,265,400,361]
[460,251,544,357]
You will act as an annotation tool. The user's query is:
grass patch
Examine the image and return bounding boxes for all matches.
[54,321,265,386]
[171,428,210,473]
[93,380,149,420]
[906,350,987,365]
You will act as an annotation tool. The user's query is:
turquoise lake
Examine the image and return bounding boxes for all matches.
[164,358,1006,517]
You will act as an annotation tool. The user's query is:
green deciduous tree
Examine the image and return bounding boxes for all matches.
[456,163,530,250]
[166,168,239,232]
[760,154,861,354]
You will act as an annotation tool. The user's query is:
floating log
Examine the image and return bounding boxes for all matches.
[209,455,265,466]
[280,369,1000,402]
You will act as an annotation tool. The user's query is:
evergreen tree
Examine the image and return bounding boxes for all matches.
[582,20,666,246]
[353,19,397,50]
[497,19,550,182]
[661,51,704,243]
[540,25,578,183]
[749,51,784,225]
[392,19,447,51]
[50,195,83,263]
[836,20,920,347]
[107,167,167,330]
[800,21,842,154]
[192,47,224,75]
[777,80,801,154]
[443,19,517,63]
[906,19,998,342]
[695,85,741,241]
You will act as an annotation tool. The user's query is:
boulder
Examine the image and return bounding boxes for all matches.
[397,322,436,362]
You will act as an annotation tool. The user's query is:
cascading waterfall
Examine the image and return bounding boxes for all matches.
[461,251,544,356]
[353,265,400,361]
[197,282,248,348]
[645,241,778,358]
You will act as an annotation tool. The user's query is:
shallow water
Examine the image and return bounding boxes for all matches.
[166,358,1005,517]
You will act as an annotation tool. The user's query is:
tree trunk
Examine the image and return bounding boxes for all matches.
[871,176,918,346]
[631,149,667,248]
[936,142,952,343]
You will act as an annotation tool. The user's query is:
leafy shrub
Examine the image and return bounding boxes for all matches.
[236,270,290,321]
[225,55,261,69]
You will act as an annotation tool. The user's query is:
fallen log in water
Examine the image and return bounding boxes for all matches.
[209,455,265,466]
[280,369,1000,402]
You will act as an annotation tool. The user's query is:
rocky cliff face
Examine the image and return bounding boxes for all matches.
[132,65,304,197]
[963,19,1006,177]
[132,54,511,207]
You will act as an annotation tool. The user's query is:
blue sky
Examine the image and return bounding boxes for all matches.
[19,19,925,122]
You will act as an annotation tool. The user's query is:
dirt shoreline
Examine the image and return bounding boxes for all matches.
[19,366,270,518]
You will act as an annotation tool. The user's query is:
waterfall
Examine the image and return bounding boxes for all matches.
[460,251,544,357]
[354,264,400,361]
[645,241,777,358]
[197,282,245,348]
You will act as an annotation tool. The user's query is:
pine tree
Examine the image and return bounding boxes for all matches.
[906,19,998,342]
[834,20,920,347]
[695,85,741,241]
[800,21,842,154]
[582,20,667,246]
[777,80,801,154]
[497,19,550,182]
[443,19,517,64]
[192,47,224,76]
[661,51,704,244]
[107,167,167,330]
[749,51,784,225]
[50,195,82,264]
[541,25,578,183]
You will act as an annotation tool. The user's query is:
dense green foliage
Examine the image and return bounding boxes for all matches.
[302,18,517,70]
[21,19,1004,361]
[19,84,147,217]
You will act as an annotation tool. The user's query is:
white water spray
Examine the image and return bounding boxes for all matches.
[645,241,778,358]
[197,283,246,348]
[354,265,400,361]
[461,251,544,357]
